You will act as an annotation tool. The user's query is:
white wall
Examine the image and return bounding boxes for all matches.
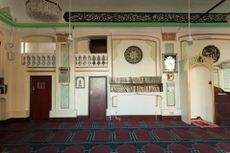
[74,72,109,116]
[181,35,230,91]
[112,39,157,77]
[114,94,160,115]
[25,42,56,53]
[109,36,163,116]
[184,39,230,65]
[179,60,189,123]
[76,39,90,54]
[0,28,29,119]
[0,26,58,120]
[2,25,230,120]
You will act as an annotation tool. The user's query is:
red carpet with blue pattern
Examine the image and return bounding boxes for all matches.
[1,119,230,153]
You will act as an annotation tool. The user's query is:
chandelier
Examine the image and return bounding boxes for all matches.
[25,0,62,22]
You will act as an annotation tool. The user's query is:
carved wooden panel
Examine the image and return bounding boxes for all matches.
[162,33,176,41]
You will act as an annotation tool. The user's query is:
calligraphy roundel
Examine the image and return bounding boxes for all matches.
[202,45,220,63]
[124,46,143,64]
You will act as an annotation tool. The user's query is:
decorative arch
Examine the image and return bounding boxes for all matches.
[111,34,161,76]
[179,33,230,61]
[188,55,215,123]
[189,55,213,70]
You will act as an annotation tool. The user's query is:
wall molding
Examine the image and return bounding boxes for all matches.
[0,12,230,28]
[49,110,78,118]
[64,12,227,23]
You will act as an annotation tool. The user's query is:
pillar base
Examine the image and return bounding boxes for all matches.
[49,110,78,118]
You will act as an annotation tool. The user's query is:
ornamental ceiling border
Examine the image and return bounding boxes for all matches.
[64,12,227,23]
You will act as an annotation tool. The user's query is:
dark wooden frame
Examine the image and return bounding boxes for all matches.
[89,76,107,120]
[30,75,52,120]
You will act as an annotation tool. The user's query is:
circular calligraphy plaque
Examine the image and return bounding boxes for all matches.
[202,45,220,63]
[124,46,143,64]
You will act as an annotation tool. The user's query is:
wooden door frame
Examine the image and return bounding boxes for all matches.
[88,76,107,119]
[30,75,52,120]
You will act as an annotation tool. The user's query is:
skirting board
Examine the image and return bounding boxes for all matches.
[0,115,182,122]
[0,110,29,121]
[109,115,181,121]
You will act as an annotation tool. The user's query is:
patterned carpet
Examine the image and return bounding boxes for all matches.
[0,119,230,153]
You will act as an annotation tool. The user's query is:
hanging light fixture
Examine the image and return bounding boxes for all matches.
[187,0,193,45]
[67,0,73,42]
[25,0,62,22]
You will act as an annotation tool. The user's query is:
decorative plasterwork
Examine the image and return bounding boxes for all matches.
[0,12,229,28]
[162,33,176,41]
[189,55,213,69]
[202,45,220,63]
[25,0,62,22]
[64,12,227,23]
[124,46,143,64]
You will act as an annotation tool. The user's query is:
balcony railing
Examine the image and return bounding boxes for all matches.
[22,53,108,68]
[22,53,56,67]
[75,54,108,68]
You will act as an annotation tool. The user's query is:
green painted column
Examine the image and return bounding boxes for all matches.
[50,34,77,118]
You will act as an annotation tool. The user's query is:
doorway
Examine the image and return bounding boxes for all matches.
[30,76,52,120]
[89,76,107,120]
[190,66,214,122]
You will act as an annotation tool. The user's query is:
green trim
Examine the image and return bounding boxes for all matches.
[0,12,15,26]
[10,22,230,28]
[14,22,69,28]
[0,12,230,28]
[61,84,69,109]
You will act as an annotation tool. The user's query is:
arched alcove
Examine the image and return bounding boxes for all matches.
[180,55,214,124]
[22,35,56,53]
[190,65,213,122]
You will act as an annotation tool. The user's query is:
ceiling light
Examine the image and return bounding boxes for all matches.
[67,0,73,42]
[187,35,193,45]
[25,0,62,22]
[67,34,73,42]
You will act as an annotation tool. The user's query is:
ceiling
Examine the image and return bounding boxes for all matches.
[0,0,230,23]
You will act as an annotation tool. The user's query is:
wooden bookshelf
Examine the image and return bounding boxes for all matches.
[110,77,163,92]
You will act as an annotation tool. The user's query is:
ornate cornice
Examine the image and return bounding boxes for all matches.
[0,11,229,28]
[64,12,227,23]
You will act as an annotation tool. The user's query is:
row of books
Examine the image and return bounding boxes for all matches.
[110,84,161,92]
[110,76,161,84]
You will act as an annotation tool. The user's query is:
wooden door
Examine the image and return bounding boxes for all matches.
[30,76,52,120]
[89,76,107,120]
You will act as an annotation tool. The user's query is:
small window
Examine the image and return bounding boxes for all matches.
[163,53,177,73]
[89,39,107,53]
